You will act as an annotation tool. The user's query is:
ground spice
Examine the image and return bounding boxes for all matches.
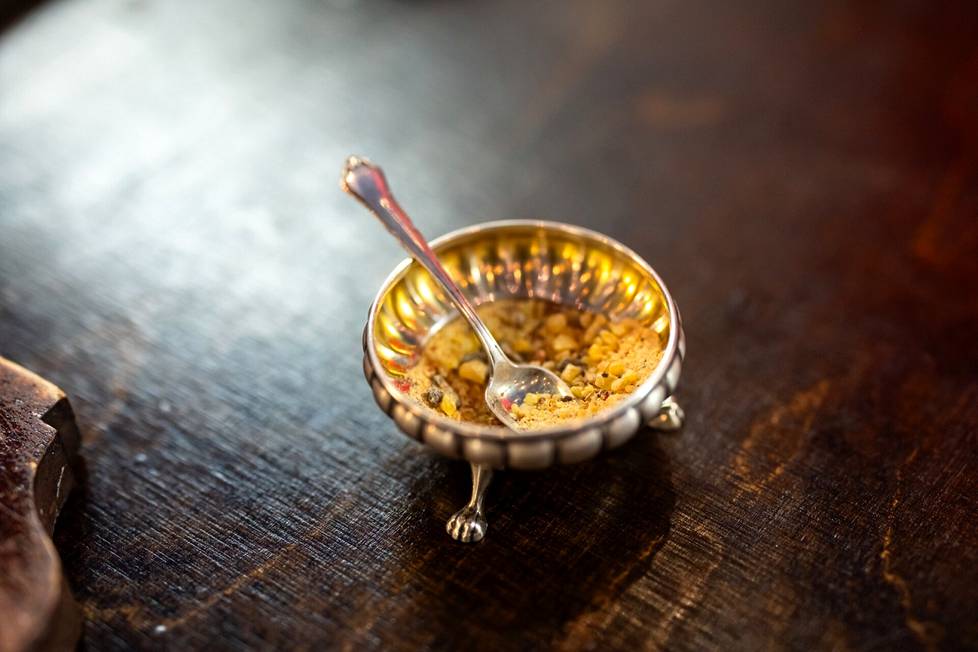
[401,299,664,430]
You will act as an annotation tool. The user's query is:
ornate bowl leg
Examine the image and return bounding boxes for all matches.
[648,396,684,431]
[446,463,493,543]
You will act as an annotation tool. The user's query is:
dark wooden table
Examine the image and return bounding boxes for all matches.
[2,0,977,649]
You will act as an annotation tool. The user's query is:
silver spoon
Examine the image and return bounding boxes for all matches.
[341,156,573,430]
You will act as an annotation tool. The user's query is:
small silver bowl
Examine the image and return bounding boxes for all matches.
[362,220,685,542]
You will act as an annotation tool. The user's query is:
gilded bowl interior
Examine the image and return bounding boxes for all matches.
[370,221,673,427]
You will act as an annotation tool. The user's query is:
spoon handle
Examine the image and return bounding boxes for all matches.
[341,156,507,365]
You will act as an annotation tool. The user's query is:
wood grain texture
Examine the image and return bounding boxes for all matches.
[0,358,81,652]
[1,0,977,649]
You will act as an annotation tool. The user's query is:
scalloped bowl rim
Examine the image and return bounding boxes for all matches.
[365,219,680,442]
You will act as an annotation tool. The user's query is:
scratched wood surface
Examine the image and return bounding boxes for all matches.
[1,0,977,649]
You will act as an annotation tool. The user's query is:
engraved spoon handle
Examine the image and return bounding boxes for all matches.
[341,156,508,366]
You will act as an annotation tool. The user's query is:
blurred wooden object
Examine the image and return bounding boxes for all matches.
[0,358,81,652]
[0,0,976,649]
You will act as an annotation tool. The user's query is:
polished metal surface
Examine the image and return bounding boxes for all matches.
[342,157,572,430]
[361,220,686,541]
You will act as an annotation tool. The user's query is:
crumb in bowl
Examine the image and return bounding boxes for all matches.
[398,299,664,430]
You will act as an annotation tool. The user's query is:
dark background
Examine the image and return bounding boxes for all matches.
[1,0,977,649]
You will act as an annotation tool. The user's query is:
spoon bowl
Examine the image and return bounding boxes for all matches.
[485,361,574,426]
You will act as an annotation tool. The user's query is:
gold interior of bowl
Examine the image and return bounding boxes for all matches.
[370,221,672,414]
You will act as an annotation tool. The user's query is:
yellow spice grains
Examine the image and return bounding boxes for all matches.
[400,299,664,430]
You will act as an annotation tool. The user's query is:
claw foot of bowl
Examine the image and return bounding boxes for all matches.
[648,396,684,431]
[446,464,492,543]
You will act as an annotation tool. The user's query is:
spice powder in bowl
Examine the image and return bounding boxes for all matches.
[401,299,664,430]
